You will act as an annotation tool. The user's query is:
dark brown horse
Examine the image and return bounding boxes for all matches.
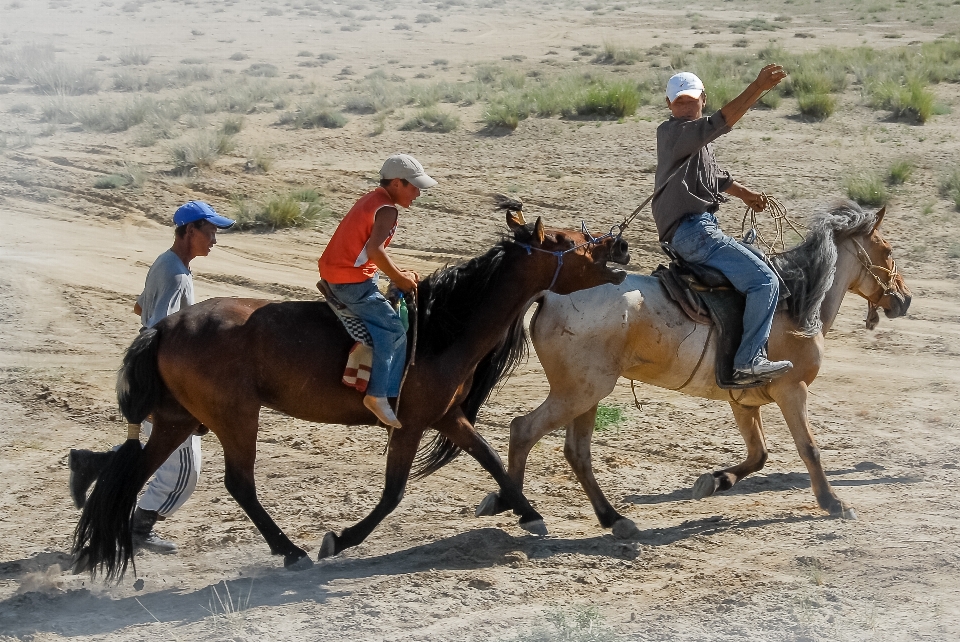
[73,210,630,579]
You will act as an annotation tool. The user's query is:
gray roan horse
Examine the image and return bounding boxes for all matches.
[475,201,911,537]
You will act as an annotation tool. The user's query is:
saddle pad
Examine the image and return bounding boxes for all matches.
[697,288,759,390]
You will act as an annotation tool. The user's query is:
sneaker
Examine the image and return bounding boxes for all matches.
[733,358,793,383]
[363,395,402,429]
[69,449,114,509]
[132,508,178,554]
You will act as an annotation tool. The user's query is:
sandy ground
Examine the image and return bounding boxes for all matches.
[2,1,960,640]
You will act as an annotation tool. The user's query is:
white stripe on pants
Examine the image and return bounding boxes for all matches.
[136,419,201,517]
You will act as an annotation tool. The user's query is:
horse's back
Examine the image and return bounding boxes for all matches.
[154,297,357,420]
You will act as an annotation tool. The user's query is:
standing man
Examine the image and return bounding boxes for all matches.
[68,201,235,553]
[653,65,793,385]
[318,153,436,429]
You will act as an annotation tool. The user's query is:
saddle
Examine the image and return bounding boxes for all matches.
[317,280,411,393]
[317,280,375,392]
[652,237,790,390]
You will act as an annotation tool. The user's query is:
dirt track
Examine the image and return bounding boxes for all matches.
[2,1,960,640]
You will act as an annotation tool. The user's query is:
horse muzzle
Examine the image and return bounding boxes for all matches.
[609,237,630,265]
[884,291,911,319]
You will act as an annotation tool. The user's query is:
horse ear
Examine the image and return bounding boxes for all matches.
[871,206,886,233]
[534,217,545,244]
[506,209,526,231]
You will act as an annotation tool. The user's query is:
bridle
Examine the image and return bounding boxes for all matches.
[848,237,902,308]
[517,221,623,291]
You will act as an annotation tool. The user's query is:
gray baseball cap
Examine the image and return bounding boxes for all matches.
[380,153,438,189]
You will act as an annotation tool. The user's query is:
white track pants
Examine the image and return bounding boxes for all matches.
[136,420,201,517]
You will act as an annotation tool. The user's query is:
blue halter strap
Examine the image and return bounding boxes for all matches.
[517,221,623,291]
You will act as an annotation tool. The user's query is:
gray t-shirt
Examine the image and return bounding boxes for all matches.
[136,249,194,329]
[652,111,734,242]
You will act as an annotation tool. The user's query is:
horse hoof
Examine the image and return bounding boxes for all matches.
[317,532,338,560]
[692,473,718,500]
[519,519,548,536]
[475,492,502,517]
[841,506,858,520]
[285,553,313,571]
[611,518,641,540]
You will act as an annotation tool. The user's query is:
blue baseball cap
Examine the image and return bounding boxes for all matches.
[173,201,235,228]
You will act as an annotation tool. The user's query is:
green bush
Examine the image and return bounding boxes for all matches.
[797,91,835,120]
[887,159,914,185]
[940,169,960,210]
[483,96,531,130]
[290,102,347,129]
[399,107,460,132]
[845,172,888,207]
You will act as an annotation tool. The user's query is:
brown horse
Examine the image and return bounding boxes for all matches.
[72,210,629,579]
[477,202,911,536]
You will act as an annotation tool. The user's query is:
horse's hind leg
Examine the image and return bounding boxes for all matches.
[692,401,769,500]
[318,426,422,560]
[773,383,856,520]
[564,404,640,539]
[211,412,311,569]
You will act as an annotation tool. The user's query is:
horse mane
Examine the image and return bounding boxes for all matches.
[410,237,531,478]
[770,199,878,337]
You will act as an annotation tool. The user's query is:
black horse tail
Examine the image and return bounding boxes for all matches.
[72,438,144,580]
[411,311,529,479]
[116,327,163,425]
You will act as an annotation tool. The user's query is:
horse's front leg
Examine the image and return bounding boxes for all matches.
[693,401,770,500]
[772,382,857,519]
[433,408,546,535]
[564,404,641,539]
[318,426,422,559]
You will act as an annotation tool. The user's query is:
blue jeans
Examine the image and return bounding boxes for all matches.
[328,279,406,398]
[671,213,778,370]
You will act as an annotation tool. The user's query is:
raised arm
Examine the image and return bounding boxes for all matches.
[719,64,786,129]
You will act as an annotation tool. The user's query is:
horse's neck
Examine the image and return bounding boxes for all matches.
[819,237,863,334]
[443,255,546,363]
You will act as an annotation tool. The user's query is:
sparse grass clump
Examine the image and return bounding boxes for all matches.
[243,63,279,77]
[283,101,347,129]
[74,96,160,133]
[233,191,328,230]
[220,115,244,135]
[595,405,625,432]
[845,172,888,207]
[797,91,836,120]
[399,106,460,132]
[505,606,619,642]
[170,131,235,173]
[244,149,273,173]
[93,174,130,189]
[118,48,151,66]
[29,62,100,95]
[866,77,936,123]
[229,52,249,61]
[887,159,914,185]
[940,169,960,210]
[594,41,643,65]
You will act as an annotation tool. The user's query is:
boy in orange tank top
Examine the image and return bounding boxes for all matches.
[318,154,437,428]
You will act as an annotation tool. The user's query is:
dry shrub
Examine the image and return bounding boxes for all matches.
[170,131,235,173]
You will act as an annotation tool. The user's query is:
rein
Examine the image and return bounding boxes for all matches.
[517,223,621,291]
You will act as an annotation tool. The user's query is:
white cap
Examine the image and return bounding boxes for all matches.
[379,153,438,189]
[666,72,705,102]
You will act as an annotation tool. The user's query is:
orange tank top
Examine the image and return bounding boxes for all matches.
[318,187,398,284]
